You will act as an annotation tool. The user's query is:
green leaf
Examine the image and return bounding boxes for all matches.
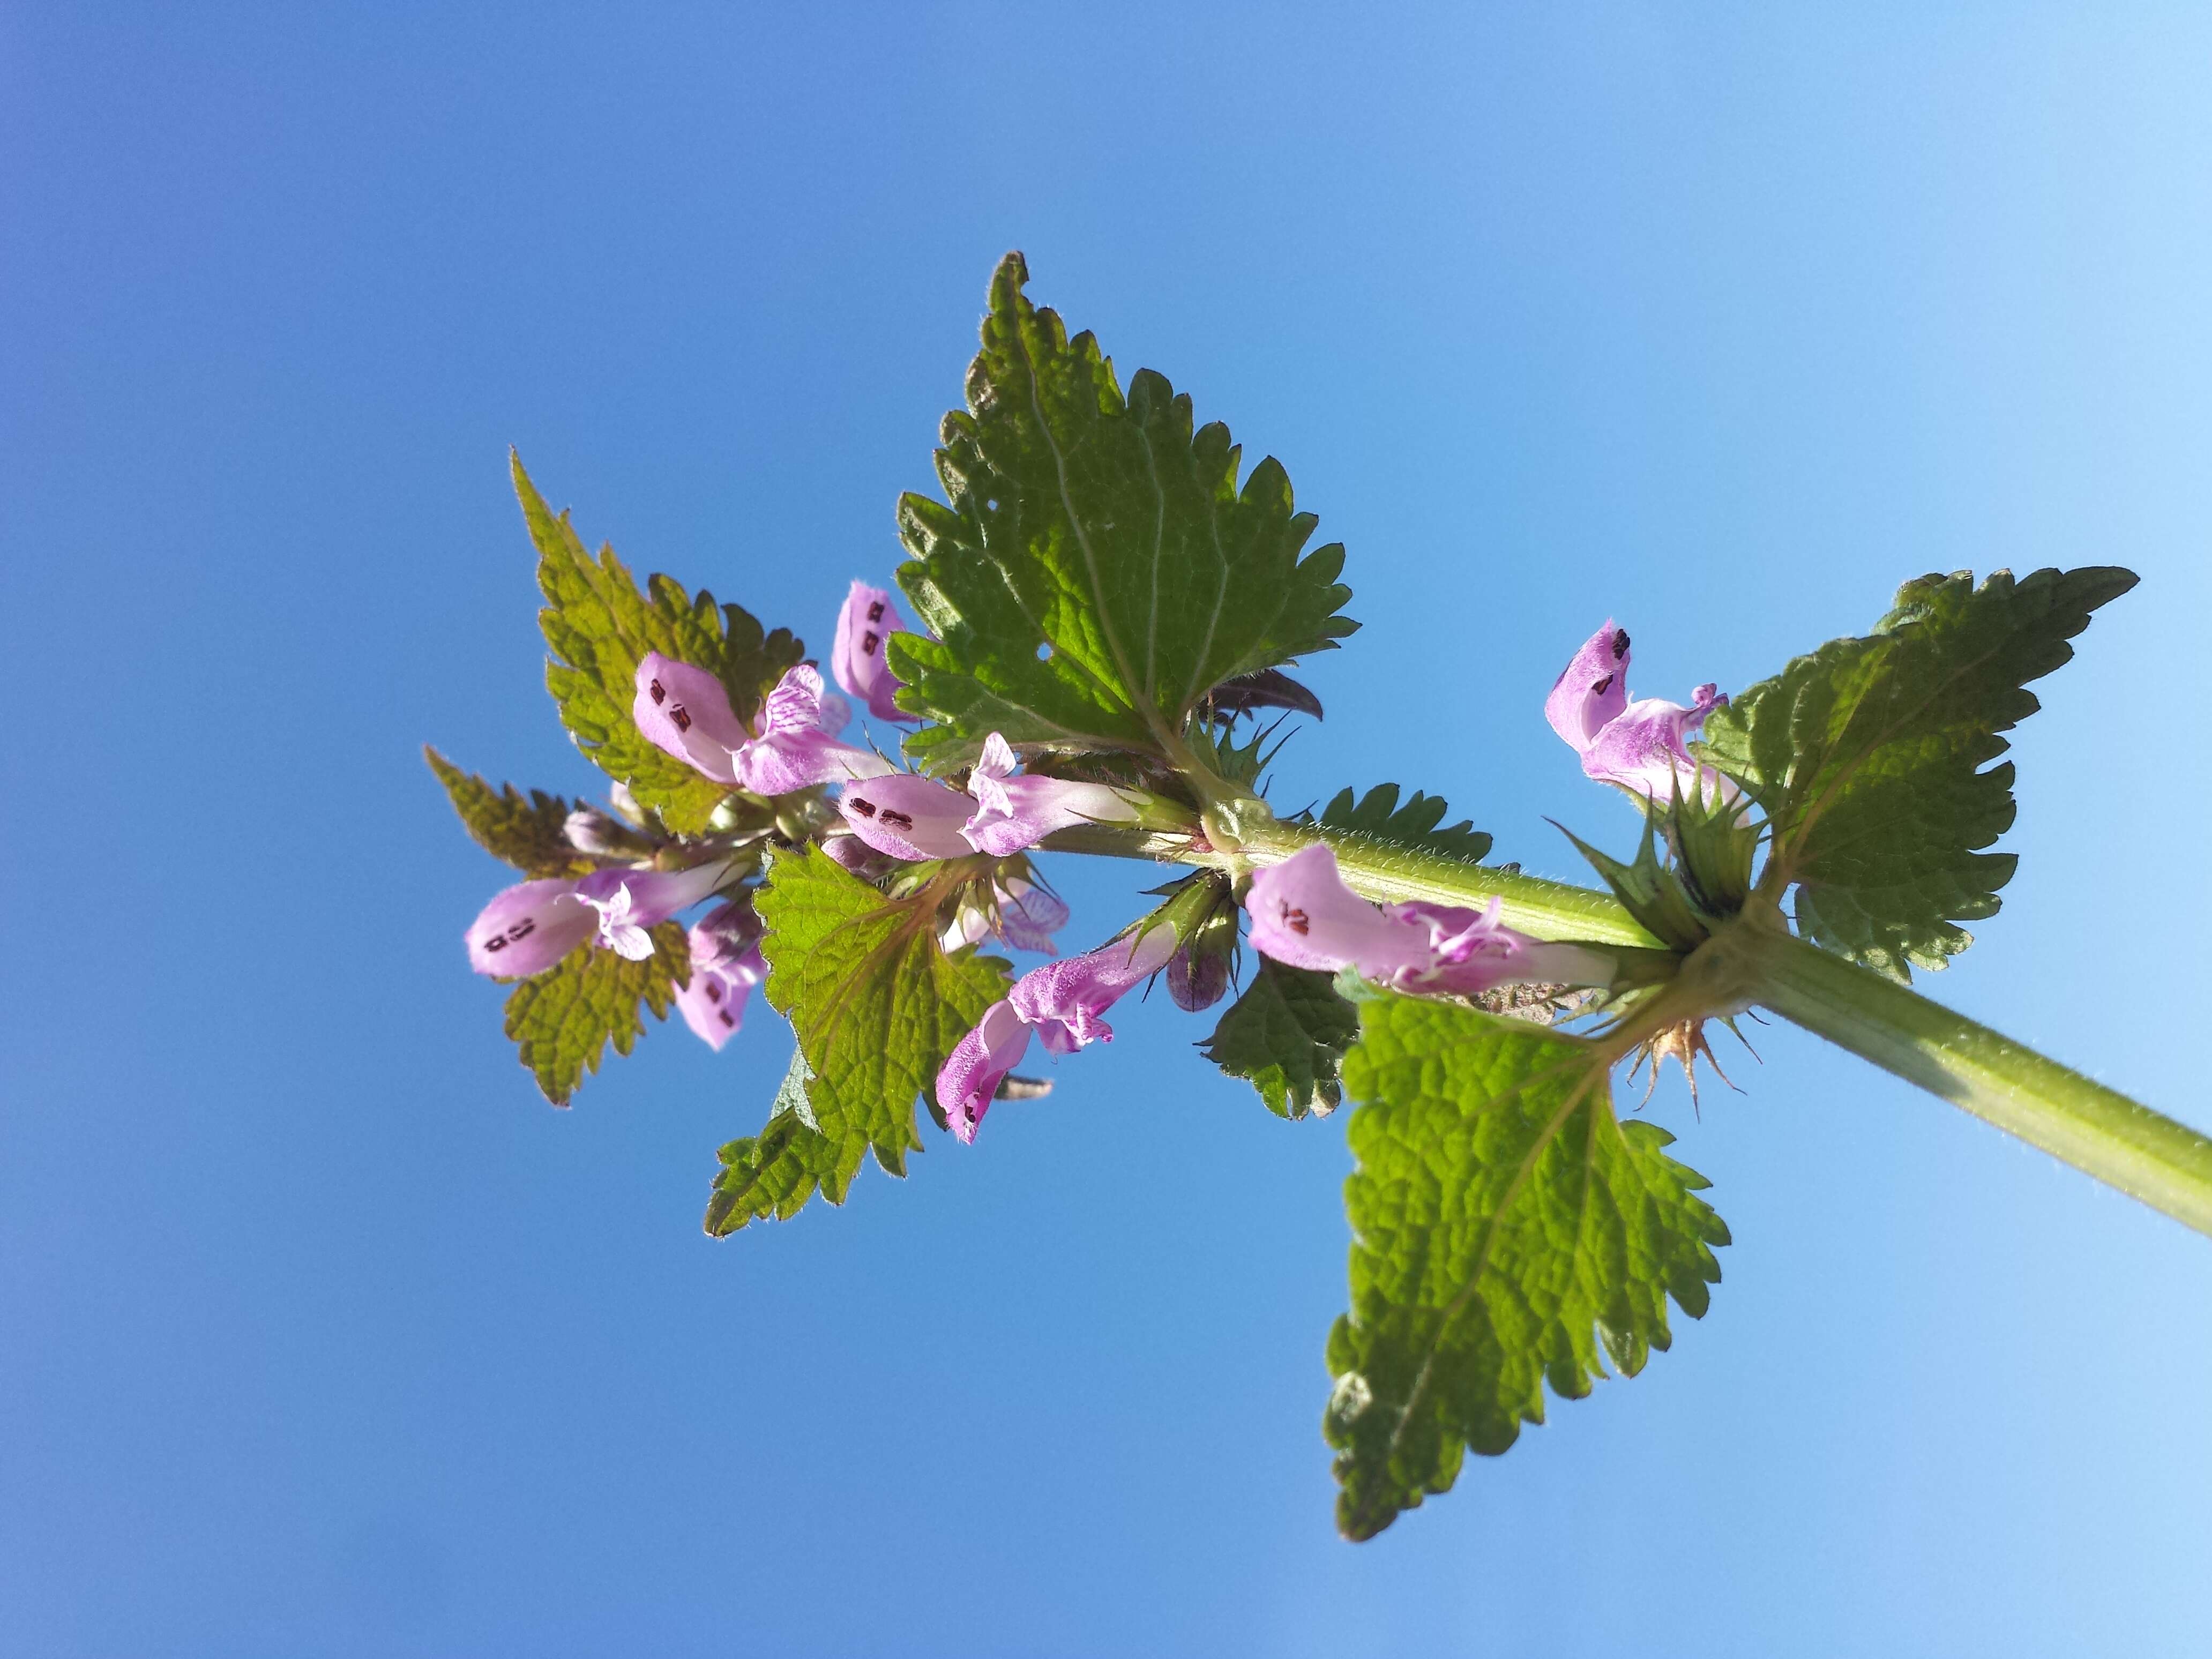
[500,924,690,1106]
[1328,995,1727,1540]
[1201,956,1359,1119]
[424,745,591,878]
[1318,783,1493,864]
[1697,566,2136,977]
[515,454,805,833]
[751,846,1012,1202]
[769,1042,820,1129]
[891,252,1358,765]
[705,1104,862,1235]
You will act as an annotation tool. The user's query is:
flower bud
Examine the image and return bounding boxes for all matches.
[1165,897,1238,1012]
[564,806,652,857]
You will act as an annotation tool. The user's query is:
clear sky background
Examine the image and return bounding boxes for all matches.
[5,4,2210,1655]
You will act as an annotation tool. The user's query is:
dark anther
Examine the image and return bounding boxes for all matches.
[671,705,693,731]
[720,1008,736,1028]
[705,981,722,1002]
[649,678,667,704]
[862,630,880,654]
[484,934,507,952]
[509,919,535,940]
[1611,630,1630,659]
[1592,674,1615,697]
[880,810,915,831]
[1284,907,1311,936]
[866,601,885,623]
[849,797,878,818]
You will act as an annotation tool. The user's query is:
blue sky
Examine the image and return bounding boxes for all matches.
[4,4,2209,1654]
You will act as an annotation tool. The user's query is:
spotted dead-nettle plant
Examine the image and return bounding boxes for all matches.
[431,253,2200,1541]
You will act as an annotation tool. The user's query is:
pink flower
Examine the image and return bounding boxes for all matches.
[730,664,895,796]
[821,832,896,880]
[941,876,1069,956]
[839,772,976,861]
[937,999,1033,1144]
[633,655,885,796]
[676,907,766,1051]
[575,858,736,961]
[466,878,599,977]
[1246,845,1613,995]
[962,733,1141,857]
[632,652,750,786]
[1544,621,1730,802]
[934,921,1177,1144]
[831,580,916,724]
[1007,923,1178,1055]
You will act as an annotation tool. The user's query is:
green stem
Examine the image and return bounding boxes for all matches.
[1041,814,1662,947]
[1734,924,2212,1238]
[1043,815,2212,1237]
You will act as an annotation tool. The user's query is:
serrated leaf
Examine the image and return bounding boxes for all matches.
[1201,957,1358,1118]
[891,252,1358,765]
[514,454,804,833]
[1327,996,1727,1540]
[749,847,1012,1216]
[1319,783,1493,864]
[500,924,689,1106]
[1696,566,2136,977]
[424,745,591,878]
[705,1107,861,1235]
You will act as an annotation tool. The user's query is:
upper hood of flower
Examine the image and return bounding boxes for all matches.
[831,580,917,724]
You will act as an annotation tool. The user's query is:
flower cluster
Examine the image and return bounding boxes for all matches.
[461,589,1721,1095]
[461,577,1155,1056]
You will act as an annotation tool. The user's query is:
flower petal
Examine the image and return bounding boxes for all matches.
[937,998,1033,1143]
[831,580,915,724]
[974,731,1019,782]
[839,773,976,861]
[758,663,831,737]
[735,734,893,795]
[1006,923,1176,1053]
[1580,686,1727,800]
[823,832,896,880]
[962,777,1140,857]
[689,896,764,966]
[995,878,1068,955]
[1544,622,1633,755]
[1244,845,1429,979]
[466,879,597,977]
[576,857,735,931]
[940,876,1067,956]
[676,943,764,1050]
[632,652,747,784]
[731,672,897,794]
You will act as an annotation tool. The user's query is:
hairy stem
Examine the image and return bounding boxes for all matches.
[1041,815,1662,947]
[1736,923,2212,1238]
[1042,816,2212,1237]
